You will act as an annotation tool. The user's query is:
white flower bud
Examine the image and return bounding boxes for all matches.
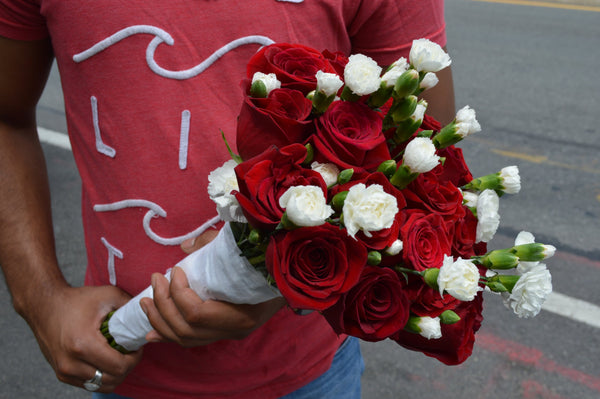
[461,190,479,208]
[417,317,442,339]
[476,189,500,243]
[279,186,334,227]
[411,101,427,123]
[311,161,340,187]
[504,263,552,318]
[381,62,408,88]
[402,137,440,174]
[251,72,281,95]
[316,70,344,97]
[499,166,521,194]
[455,105,481,137]
[437,255,483,302]
[343,184,399,239]
[409,38,452,73]
[344,54,382,96]
[419,72,439,90]
[208,160,246,223]
[385,239,404,256]
[515,231,538,273]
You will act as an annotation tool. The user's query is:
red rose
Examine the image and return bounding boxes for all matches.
[432,145,473,187]
[234,144,326,231]
[237,87,314,160]
[393,293,484,365]
[404,172,466,222]
[323,266,410,342]
[400,210,452,272]
[404,275,459,318]
[246,43,338,94]
[420,114,442,132]
[322,49,349,77]
[449,206,479,259]
[310,101,390,172]
[331,172,406,250]
[266,224,367,311]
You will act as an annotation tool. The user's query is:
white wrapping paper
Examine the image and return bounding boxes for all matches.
[108,223,281,351]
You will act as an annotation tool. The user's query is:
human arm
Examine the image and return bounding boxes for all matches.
[420,58,456,125]
[0,35,142,392]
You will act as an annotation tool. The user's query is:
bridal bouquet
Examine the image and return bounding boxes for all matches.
[103,40,555,365]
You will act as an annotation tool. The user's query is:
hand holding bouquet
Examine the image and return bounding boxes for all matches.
[103,39,555,366]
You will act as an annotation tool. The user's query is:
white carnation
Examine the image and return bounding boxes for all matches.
[207,160,246,223]
[316,70,344,97]
[343,184,399,239]
[437,255,483,302]
[504,263,552,318]
[455,105,482,137]
[476,189,500,243]
[278,186,334,227]
[403,137,440,174]
[500,165,521,194]
[409,38,452,73]
[418,317,442,339]
[344,54,382,96]
[251,72,281,95]
[311,161,340,187]
[419,72,439,90]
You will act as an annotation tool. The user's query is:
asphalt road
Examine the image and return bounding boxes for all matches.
[1,0,599,398]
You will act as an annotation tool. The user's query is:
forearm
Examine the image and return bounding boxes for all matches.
[0,122,68,318]
[420,59,456,125]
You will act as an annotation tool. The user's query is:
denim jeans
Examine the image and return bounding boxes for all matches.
[92,336,364,399]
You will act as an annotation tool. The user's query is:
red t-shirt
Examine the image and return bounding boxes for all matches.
[0,1,446,397]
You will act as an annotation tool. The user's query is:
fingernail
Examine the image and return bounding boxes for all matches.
[140,300,148,315]
[181,237,196,251]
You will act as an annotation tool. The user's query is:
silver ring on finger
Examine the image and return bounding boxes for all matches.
[83,369,103,392]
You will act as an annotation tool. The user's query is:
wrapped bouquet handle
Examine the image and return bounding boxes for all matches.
[102,223,281,352]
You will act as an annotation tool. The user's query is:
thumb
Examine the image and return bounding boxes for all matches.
[180,229,219,254]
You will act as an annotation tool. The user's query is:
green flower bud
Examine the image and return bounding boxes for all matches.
[367,251,382,266]
[439,310,461,325]
[377,160,397,178]
[394,69,420,98]
[512,243,556,261]
[337,168,354,184]
[248,229,262,245]
[477,250,520,270]
[302,143,314,166]
[422,268,440,290]
[487,274,520,293]
[331,191,349,212]
[390,95,418,124]
[250,80,268,98]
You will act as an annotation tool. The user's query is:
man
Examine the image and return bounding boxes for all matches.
[0,1,454,397]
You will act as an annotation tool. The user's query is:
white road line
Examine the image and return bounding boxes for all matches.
[38,126,71,150]
[37,125,600,329]
[542,291,600,329]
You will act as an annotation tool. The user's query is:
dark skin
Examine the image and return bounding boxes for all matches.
[0,35,455,391]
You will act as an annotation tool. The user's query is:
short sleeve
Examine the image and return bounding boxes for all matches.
[347,0,447,65]
[0,0,48,40]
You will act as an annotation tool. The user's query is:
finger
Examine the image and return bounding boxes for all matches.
[170,296,286,332]
[149,273,197,342]
[180,229,219,254]
[59,333,142,392]
[140,296,176,342]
